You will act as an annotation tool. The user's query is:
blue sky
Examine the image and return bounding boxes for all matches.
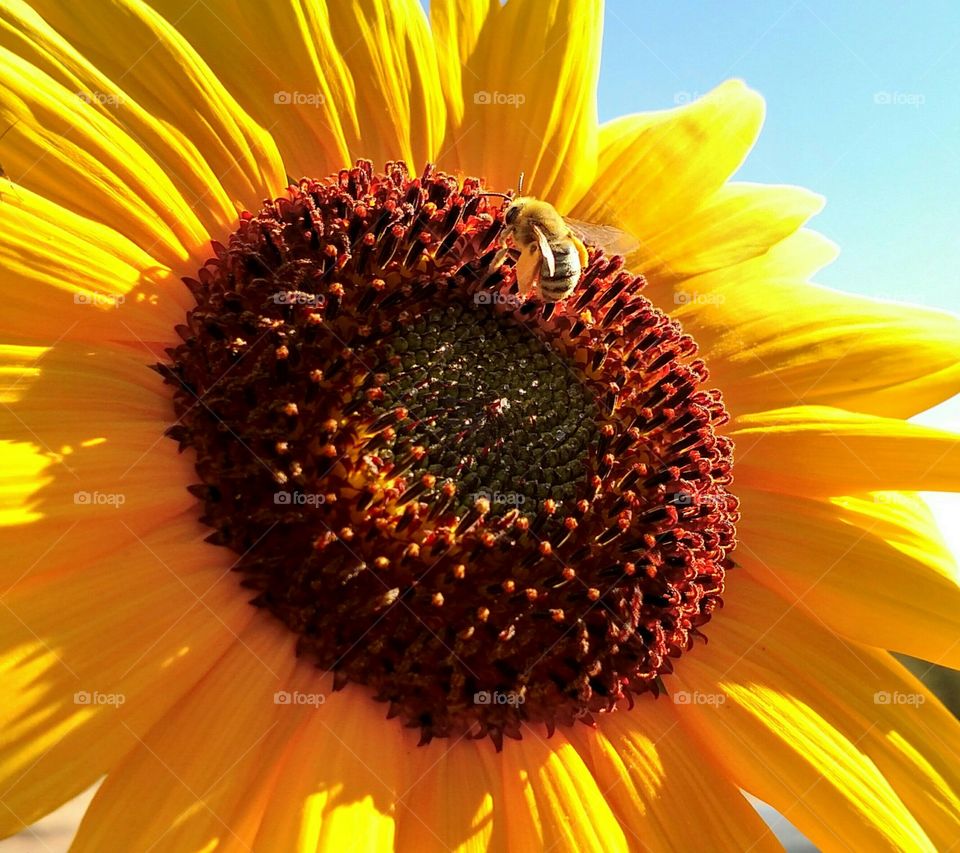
[598,0,960,313]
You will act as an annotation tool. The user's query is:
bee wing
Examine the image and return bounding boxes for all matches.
[532,224,556,276]
[563,217,641,258]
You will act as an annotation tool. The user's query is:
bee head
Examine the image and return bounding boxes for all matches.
[504,197,529,226]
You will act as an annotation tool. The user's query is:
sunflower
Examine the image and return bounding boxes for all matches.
[2,1,960,851]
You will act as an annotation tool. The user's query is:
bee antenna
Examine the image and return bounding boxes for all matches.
[478,192,511,200]
[517,171,525,194]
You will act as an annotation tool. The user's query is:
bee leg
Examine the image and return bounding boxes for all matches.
[490,245,510,271]
[527,266,542,298]
[490,224,515,271]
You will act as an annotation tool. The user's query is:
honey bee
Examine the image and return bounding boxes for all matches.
[486,176,639,302]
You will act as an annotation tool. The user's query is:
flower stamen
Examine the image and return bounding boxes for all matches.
[159,161,738,747]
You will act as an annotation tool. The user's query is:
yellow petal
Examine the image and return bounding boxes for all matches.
[573,81,764,241]
[498,730,627,853]
[0,516,255,836]
[430,0,498,135]
[639,181,824,280]
[0,344,47,404]
[671,270,960,418]
[0,440,52,526]
[324,0,446,171]
[0,345,197,589]
[736,488,960,667]
[1,343,170,436]
[0,47,205,266]
[150,0,445,178]
[640,224,839,322]
[395,737,505,852]
[731,405,960,496]
[0,187,183,346]
[251,684,414,852]
[71,620,302,853]
[0,340,193,583]
[674,572,960,850]
[14,0,285,228]
[569,700,781,851]
[452,0,602,210]
[152,0,354,176]
[0,441,195,592]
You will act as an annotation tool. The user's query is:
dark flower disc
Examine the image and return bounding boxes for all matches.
[159,160,738,747]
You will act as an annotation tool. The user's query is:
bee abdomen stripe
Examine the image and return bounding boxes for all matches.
[540,280,576,298]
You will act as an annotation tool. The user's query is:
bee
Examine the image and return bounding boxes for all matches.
[485,175,639,302]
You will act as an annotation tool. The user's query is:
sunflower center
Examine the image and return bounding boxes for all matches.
[365,305,598,519]
[160,161,738,748]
